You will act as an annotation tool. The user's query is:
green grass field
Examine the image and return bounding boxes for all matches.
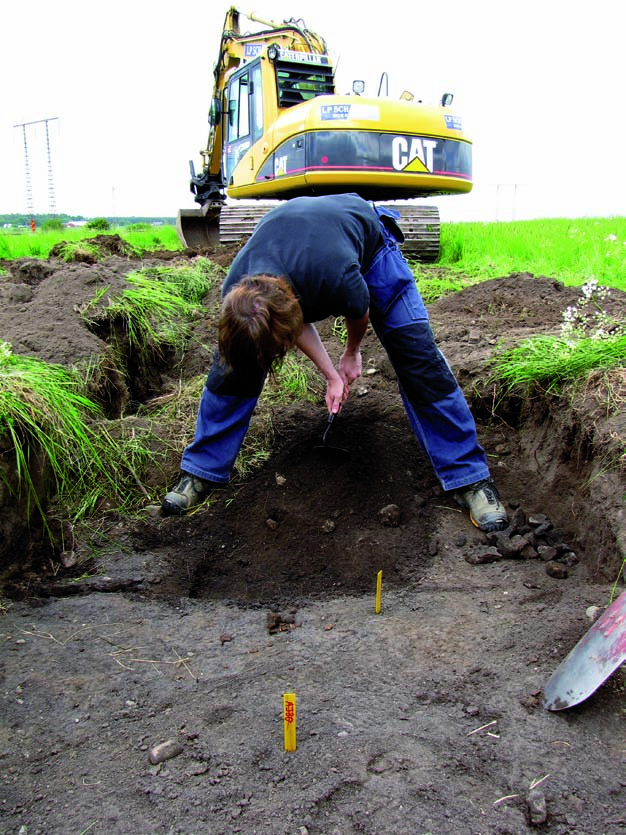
[438,216,626,292]
[1,216,624,292]
[0,223,181,261]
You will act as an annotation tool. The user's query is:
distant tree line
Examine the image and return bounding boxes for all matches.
[0,213,176,228]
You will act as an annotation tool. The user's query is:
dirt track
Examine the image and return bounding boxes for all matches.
[0,250,624,835]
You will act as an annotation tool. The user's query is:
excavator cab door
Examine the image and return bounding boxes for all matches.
[224,61,264,186]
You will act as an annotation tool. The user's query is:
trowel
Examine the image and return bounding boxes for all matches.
[542,591,626,710]
[314,412,349,456]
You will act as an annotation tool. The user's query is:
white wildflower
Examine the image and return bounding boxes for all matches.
[0,340,12,364]
[559,280,623,343]
[581,278,598,299]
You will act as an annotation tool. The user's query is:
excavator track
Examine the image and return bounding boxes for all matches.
[379,202,441,262]
[177,201,441,262]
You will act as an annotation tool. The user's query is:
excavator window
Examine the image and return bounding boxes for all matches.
[228,72,250,140]
[223,61,264,185]
[226,62,264,144]
[276,60,335,108]
[251,64,264,142]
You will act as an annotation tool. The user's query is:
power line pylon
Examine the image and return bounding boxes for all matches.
[13,117,59,218]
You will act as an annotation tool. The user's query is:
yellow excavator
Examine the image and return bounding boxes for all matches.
[177,7,472,261]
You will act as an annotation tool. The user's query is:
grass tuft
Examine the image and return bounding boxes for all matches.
[490,334,626,392]
[80,258,222,356]
[0,341,112,532]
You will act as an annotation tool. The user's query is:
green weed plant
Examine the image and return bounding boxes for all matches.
[491,279,625,392]
[0,259,222,545]
[0,340,112,531]
[80,259,221,356]
[53,240,103,263]
[266,353,321,404]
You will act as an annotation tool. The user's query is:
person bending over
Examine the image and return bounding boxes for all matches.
[162,193,507,532]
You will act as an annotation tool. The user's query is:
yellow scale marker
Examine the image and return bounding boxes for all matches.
[283,692,296,751]
[375,570,383,614]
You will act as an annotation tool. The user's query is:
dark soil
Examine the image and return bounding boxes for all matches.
[0,244,624,835]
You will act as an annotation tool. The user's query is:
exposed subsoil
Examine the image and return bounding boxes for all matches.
[0,241,624,835]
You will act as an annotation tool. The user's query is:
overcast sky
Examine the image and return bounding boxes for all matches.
[2,0,624,222]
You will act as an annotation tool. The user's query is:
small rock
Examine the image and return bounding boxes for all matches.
[528,514,550,528]
[537,545,558,562]
[188,761,210,776]
[526,787,548,825]
[519,693,540,711]
[149,739,184,765]
[266,518,279,530]
[510,507,527,529]
[60,550,77,568]
[568,793,585,813]
[454,534,467,547]
[378,504,401,527]
[267,611,296,634]
[586,605,601,622]
[520,543,538,560]
[219,633,233,645]
[356,386,369,396]
[557,551,579,567]
[321,519,336,534]
[494,533,526,559]
[465,547,502,565]
[545,561,568,579]
[275,473,286,486]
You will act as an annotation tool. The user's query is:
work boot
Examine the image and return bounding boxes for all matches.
[161,471,212,516]
[455,478,508,532]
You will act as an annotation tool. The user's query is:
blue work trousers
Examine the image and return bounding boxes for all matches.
[181,225,490,491]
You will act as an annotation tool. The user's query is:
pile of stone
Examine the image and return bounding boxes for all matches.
[466,504,579,578]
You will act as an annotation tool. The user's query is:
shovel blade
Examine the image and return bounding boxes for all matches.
[542,591,626,710]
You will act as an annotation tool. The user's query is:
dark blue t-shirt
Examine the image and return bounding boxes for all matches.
[222,194,381,322]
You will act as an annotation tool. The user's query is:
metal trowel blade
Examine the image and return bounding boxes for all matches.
[542,591,626,710]
[314,412,349,456]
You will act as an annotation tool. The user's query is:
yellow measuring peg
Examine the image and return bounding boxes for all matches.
[375,570,383,614]
[283,692,296,751]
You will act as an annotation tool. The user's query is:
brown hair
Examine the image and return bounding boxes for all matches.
[219,275,303,376]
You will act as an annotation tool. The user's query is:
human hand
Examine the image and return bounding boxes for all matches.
[339,349,362,388]
[325,375,346,414]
